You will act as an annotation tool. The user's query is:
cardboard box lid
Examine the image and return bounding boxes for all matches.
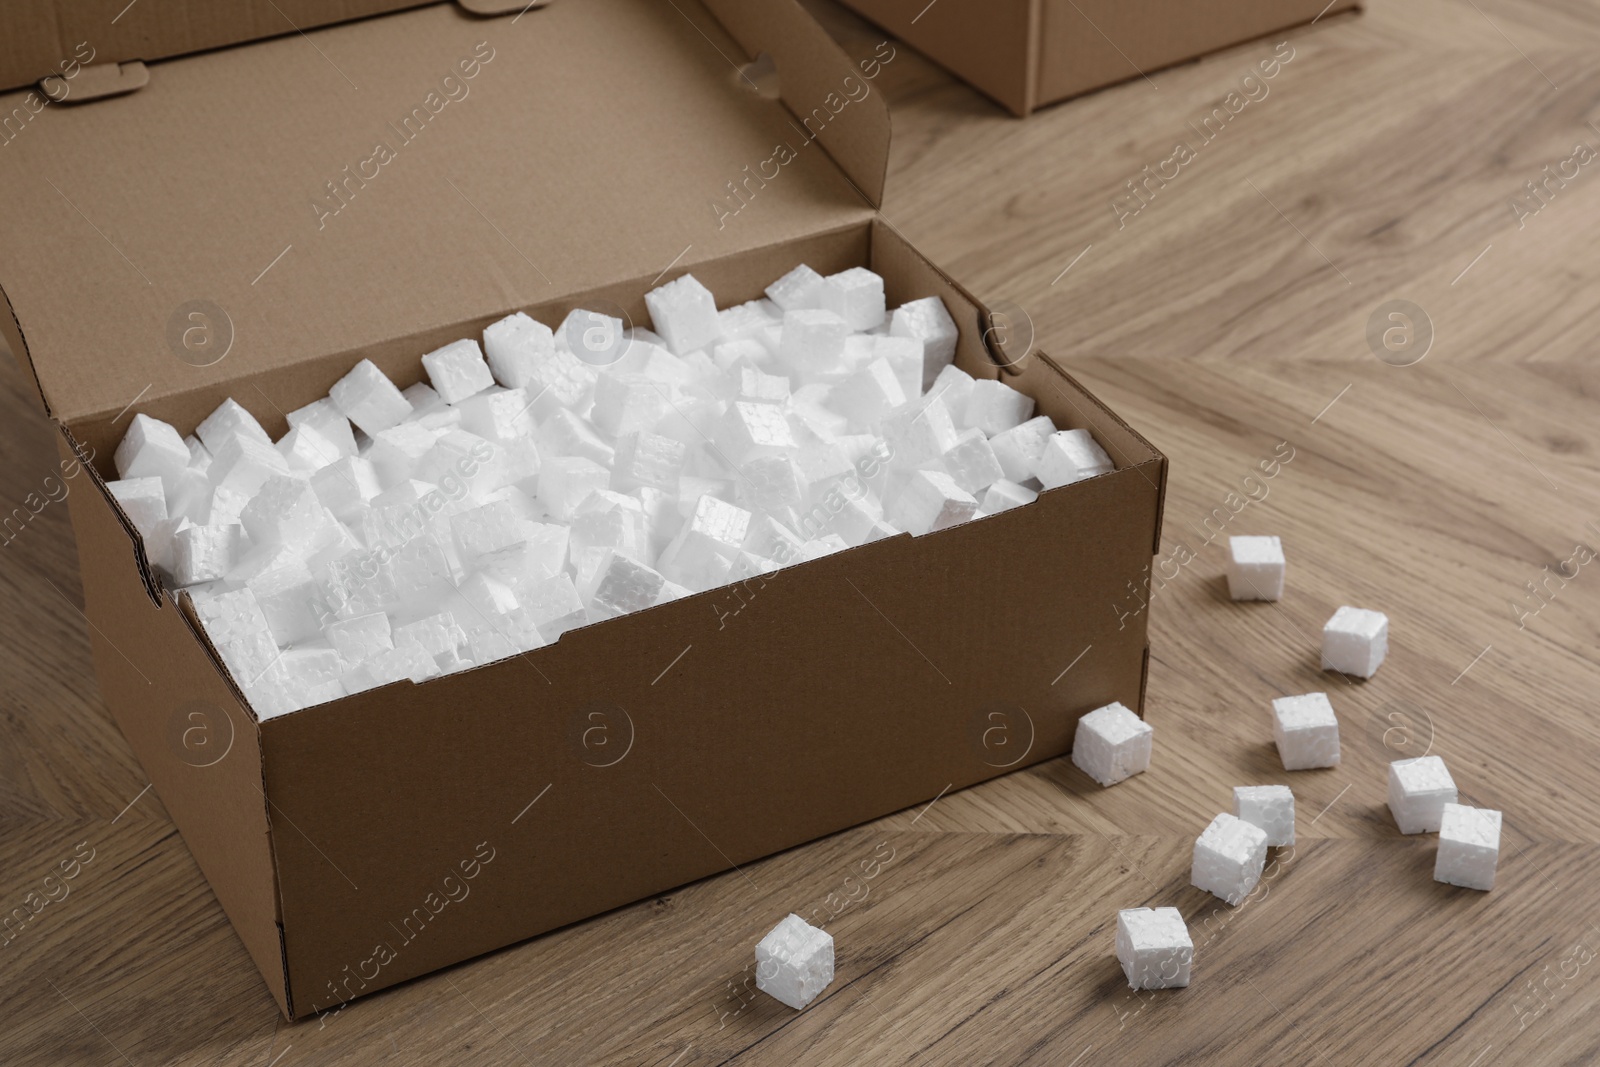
[0,0,888,424]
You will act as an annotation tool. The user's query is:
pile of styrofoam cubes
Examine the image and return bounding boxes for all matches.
[107,266,1113,718]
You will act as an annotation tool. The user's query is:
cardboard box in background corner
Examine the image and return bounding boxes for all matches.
[832,0,1360,115]
[0,0,1165,1021]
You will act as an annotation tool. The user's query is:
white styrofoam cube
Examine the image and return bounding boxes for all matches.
[714,401,797,467]
[646,273,722,355]
[1434,803,1501,891]
[285,398,359,459]
[880,397,959,467]
[778,309,850,377]
[245,561,324,647]
[483,312,556,389]
[246,646,346,719]
[171,523,242,586]
[330,359,413,436]
[538,456,611,521]
[737,365,791,405]
[242,477,329,551]
[831,358,907,429]
[873,335,924,403]
[1226,535,1285,601]
[184,434,212,473]
[368,422,444,488]
[714,338,773,373]
[718,298,779,343]
[107,476,169,536]
[570,490,653,566]
[1115,907,1193,990]
[1192,812,1269,906]
[939,427,1005,495]
[521,574,589,641]
[591,373,672,438]
[890,295,959,389]
[394,612,470,672]
[450,500,527,565]
[1072,701,1153,787]
[755,913,834,1010]
[1388,756,1458,834]
[310,456,382,520]
[196,398,273,454]
[1035,429,1113,490]
[736,454,806,514]
[765,264,825,311]
[277,423,341,474]
[988,415,1058,484]
[657,495,751,589]
[980,479,1037,514]
[192,587,280,687]
[963,379,1036,436]
[209,436,292,497]
[540,408,616,468]
[1233,784,1295,847]
[325,611,394,667]
[610,431,687,494]
[1271,692,1340,770]
[579,548,667,621]
[1322,606,1388,678]
[114,413,191,483]
[925,364,975,420]
[819,267,886,331]
[885,469,977,536]
[458,388,536,443]
[422,338,495,404]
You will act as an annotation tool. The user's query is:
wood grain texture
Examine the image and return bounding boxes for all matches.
[6,0,1600,1062]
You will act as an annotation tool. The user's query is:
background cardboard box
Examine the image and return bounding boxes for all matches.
[0,0,1164,1018]
[834,0,1361,115]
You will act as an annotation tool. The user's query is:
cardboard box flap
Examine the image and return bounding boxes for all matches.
[0,0,881,424]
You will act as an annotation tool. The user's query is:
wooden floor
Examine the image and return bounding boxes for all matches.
[7,0,1600,1062]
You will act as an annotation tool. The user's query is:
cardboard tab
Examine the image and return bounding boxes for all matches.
[42,61,148,103]
[455,0,547,12]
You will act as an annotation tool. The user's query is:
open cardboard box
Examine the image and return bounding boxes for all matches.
[0,0,1165,1019]
[834,0,1360,116]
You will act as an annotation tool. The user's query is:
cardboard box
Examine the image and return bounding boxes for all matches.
[835,0,1360,115]
[0,0,1165,1019]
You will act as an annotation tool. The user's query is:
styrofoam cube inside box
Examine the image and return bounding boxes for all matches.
[1191,812,1268,906]
[172,523,241,585]
[1434,803,1501,891]
[963,378,1035,436]
[1323,605,1388,678]
[987,415,1057,484]
[1271,692,1340,770]
[779,309,850,377]
[738,365,791,405]
[330,359,413,436]
[483,312,555,389]
[108,476,169,536]
[1388,756,1458,834]
[881,396,959,466]
[873,335,924,403]
[926,364,974,419]
[611,431,686,494]
[538,456,610,521]
[819,267,886,331]
[286,398,359,459]
[207,435,291,498]
[886,469,977,536]
[1036,429,1114,490]
[1116,907,1193,990]
[832,358,906,428]
[1226,535,1285,601]
[591,374,671,438]
[715,401,797,466]
[981,479,1038,514]
[115,414,191,482]
[1072,701,1153,787]
[422,338,495,404]
[196,398,273,454]
[1233,785,1295,846]
[719,298,778,343]
[765,263,825,311]
[755,913,834,1010]
[646,273,722,355]
[658,494,751,588]
[890,296,959,389]
[192,587,280,687]
[580,549,667,620]
[939,427,1005,495]
[278,423,341,473]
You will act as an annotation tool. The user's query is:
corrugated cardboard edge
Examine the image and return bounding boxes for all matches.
[702,0,890,205]
[56,426,288,1017]
[0,278,48,419]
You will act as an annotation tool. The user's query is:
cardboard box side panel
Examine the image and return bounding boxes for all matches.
[0,0,874,425]
[834,0,1037,116]
[68,221,876,466]
[1035,0,1359,105]
[0,278,48,418]
[702,0,891,205]
[55,430,287,1015]
[265,463,1156,1014]
[0,0,435,94]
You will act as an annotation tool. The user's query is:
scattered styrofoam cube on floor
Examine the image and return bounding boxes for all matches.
[819,267,885,331]
[1271,693,1340,770]
[196,398,273,454]
[1072,701,1153,787]
[765,264,825,311]
[1226,535,1285,601]
[885,469,977,536]
[755,913,834,1010]
[1036,429,1113,489]
[987,415,1057,484]
[1434,803,1501,891]
[981,479,1037,514]
[646,274,722,355]
[108,476,169,536]
[890,296,958,389]
[483,311,555,389]
[1322,605,1388,678]
[963,378,1035,436]
[1191,812,1268,906]
[1233,784,1295,846]
[330,358,413,436]
[1388,756,1458,834]
[115,414,191,483]
[1116,907,1193,990]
